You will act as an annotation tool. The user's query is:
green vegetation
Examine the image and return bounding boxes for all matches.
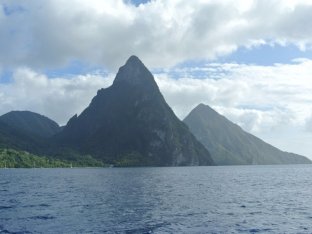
[0,148,105,168]
[115,151,150,167]
[72,154,106,167]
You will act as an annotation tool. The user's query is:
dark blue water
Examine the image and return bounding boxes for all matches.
[1,165,312,233]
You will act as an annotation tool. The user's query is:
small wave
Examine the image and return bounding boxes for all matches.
[236,228,273,233]
[38,203,50,207]
[123,222,169,234]
[1,231,32,234]
[0,225,31,234]
[0,229,10,234]
[29,215,55,220]
[8,199,18,204]
[125,228,153,234]
[0,206,13,210]
[0,181,10,186]
[23,204,50,208]
[249,211,262,215]
[11,191,26,196]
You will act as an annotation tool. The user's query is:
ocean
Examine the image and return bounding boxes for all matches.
[1,165,312,233]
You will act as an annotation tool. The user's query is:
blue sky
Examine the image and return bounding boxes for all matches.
[221,44,312,65]
[128,0,150,7]
[1,0,312,158]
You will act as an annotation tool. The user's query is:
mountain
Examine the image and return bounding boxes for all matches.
[184,104,311,165]
[55,56,214,166]
[0,112,107,167]
[0,111,60,138]
[0,120,44,152]
[0,111,61,156]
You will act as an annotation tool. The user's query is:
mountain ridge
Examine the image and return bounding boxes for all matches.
[184,103,311,165]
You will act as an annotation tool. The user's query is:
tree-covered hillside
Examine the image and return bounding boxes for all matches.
[0,111,61,138]
[0,148,104,168]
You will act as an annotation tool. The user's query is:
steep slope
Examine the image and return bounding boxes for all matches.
[55,56,214,166]
[0,121,44,152]
[184,104,311,165]
[0,111,60,138]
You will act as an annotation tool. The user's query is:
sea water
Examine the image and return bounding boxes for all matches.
[1,165,312,233]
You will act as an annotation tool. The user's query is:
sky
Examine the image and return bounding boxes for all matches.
[1,0,312,158]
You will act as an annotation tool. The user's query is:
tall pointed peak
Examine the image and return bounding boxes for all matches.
[195,103,207,110]
[193,103,217,114]
[185,103,224,122]
[113,55,157,87]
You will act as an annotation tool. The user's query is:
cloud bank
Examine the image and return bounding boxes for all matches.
[1,0,312,70]
[0,68,113,125]
[1,59,312,129]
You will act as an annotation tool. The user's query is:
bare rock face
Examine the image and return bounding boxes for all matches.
[55,56,214,166]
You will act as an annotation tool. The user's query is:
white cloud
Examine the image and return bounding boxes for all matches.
[0,68,113,125]
[161,59,312,124]
[157,59,312,157]
[1,0,312,70]
[305,115,312,132]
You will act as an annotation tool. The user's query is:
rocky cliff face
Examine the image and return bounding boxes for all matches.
[184,104,311,165]
[55,56,214,166]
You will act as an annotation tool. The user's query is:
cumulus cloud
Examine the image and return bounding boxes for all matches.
[1,0,312,70]
[1,58,312,132]
[0,68,113,125]
[305,115,312,132]
[157,59,312,133]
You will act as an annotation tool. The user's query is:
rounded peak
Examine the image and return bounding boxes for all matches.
[2,110,43,118]
[0,110,59,127]
[127,55,141,63]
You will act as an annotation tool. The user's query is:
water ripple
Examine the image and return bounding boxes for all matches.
[0,165,312,233]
